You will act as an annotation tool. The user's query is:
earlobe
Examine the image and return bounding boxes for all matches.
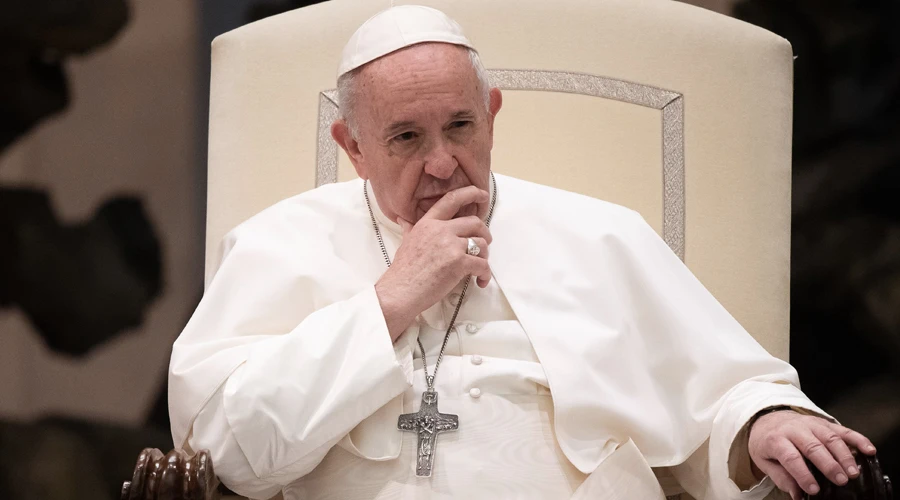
[331,120,367,179]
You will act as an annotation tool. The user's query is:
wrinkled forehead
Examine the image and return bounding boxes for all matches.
[358,43,480,105]
[356,47,484,133]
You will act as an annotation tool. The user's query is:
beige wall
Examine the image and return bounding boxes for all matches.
[0,0,201,425]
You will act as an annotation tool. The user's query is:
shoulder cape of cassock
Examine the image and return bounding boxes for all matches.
[169,173,807,475]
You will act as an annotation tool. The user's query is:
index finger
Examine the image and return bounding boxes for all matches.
[420,186,489,221]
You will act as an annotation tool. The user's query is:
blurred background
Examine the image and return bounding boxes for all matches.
[0,0,897,498]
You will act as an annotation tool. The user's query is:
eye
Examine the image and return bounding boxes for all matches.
[394,131,417,142]
[450,120,471,129]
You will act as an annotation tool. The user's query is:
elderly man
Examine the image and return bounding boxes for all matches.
[169,5,875,500]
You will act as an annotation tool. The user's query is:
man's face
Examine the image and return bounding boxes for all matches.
[335,43,502,224]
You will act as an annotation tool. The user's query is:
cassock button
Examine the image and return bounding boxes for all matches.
[471,355,483,365]
[469,388,482,398]
[465,323,479,334]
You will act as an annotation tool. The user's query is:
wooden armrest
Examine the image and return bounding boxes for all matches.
[805,453,893,499]
[121,448,220,500]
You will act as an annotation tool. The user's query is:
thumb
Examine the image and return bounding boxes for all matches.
[397,217,413,235]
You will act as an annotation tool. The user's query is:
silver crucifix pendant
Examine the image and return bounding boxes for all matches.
[397,390,459,477]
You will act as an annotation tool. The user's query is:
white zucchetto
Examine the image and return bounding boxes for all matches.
[338,5,476,78]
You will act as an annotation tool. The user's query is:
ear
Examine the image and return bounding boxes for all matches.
[331,119,367,179]
[487,87,503,147]
[489,87,503,118]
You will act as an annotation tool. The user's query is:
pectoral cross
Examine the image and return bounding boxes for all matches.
[398,390,459,477]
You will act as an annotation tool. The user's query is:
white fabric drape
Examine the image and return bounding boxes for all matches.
[170,174,827,499]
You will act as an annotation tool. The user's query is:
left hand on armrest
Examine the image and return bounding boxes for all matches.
[748,409,877,500]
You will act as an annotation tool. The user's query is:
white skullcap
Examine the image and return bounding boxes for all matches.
[338,5,475,78]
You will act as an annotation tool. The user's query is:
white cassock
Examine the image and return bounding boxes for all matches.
[169,174,829,500]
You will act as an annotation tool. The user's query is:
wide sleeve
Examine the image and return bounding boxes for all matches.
[168,210,414,497]
[187,287,413,497]
[667,382,831,499]
[617,214,832,499]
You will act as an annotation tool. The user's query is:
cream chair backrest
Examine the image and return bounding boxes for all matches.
[207,0,793,360]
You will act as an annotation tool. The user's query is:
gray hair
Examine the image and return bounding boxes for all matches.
[337,47,491,140]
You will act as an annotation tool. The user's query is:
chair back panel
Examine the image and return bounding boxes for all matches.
[207,0,793,359]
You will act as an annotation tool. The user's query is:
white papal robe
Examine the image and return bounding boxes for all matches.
[169,174,828,500]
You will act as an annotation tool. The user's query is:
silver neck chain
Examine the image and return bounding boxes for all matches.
[364,173,498,391]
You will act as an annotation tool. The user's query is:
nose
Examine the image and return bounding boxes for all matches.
[422,138,458,179]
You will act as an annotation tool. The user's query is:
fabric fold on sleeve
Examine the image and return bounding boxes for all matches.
[223,286,414,479]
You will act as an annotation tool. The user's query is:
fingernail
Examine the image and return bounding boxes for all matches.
[868,445,877,453]
[809,483,820,495]
[849,466,859,476]
[837,473,848,484]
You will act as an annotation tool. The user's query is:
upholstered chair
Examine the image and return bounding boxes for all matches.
[127,1,892,499]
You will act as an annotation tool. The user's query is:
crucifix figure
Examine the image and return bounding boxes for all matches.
[398,389,459,477]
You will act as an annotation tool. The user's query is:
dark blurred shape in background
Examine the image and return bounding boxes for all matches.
[0,1,169,498]
[0,0,896,498]
[0,0,129,150]
[0,0,162,358]
[734,0,900,483]
[0,190,161,355]
[1,0,190,498]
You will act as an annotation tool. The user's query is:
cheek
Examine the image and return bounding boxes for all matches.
[386,160,426,216]
[365,148,404,183]
[459,135,492,171]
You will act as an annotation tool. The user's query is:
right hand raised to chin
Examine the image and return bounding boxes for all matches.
[375,185,493,342]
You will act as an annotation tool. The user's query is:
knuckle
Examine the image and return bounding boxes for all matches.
[824,433,844,447]
[803,441,825,457]
[783,451,804,465]
[763,433,782,448]
[833,424,852,435]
